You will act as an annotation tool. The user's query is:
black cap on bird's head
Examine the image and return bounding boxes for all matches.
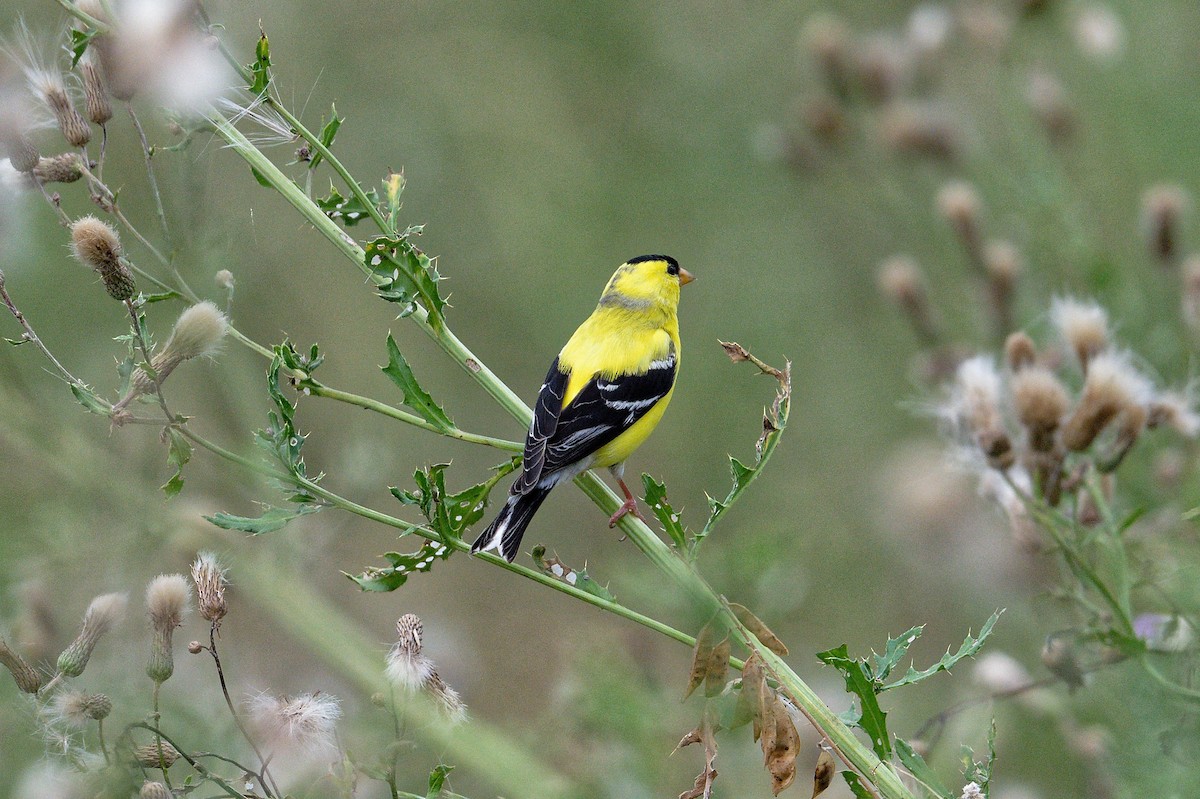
[624,254,694,285]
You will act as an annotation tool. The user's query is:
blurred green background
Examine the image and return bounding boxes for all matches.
[3,0,1200,797]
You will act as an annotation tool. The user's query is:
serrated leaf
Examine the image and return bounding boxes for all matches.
[426,763,453,798]
[162,427,192,497]
[366,237,446,326]
[247,31,271,94]
[815,645,891,759]
[962,717,997,794]
[381,336,454,432]
[729,602,789,656]
[390,460,515,544]
[349,539,454,592]
[69,28,95,67]
[895,738,954,799]
[530,546,617,601]
[205,503,321,534]
[70,383,109,415]
[642,474,688,549]
[308,104,342,170]
[871,626,924,682]
[841,771,873,799]
[316,185,381,227]
[882,610,1003,692]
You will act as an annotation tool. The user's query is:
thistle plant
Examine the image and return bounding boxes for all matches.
[6,2,1199,798]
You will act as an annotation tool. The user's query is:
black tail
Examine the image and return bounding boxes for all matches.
[470,486,552,562]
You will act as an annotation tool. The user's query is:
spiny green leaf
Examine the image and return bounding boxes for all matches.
[841,771,873,799]
[961,717,997,796]
[641,474,688,549]
[381,336,454,432]
[389,459,517,543]
[366,237,446,326]
[816,644,891,759]
[70,383,109,415]
[895,738,954,799]
[139,291,182,304]
[349,539,454,592]
[871,626,924,682]
[882,610,1004,692]
[531,546,617,602]
[69,29,95,67]
[316,185,381,227]
[205,503,322,534]
[247,30,271,94]
[162,428,192,498]
[427,764,453,798]
[308,104,342,170]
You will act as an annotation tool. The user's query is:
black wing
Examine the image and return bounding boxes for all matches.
[512,345,677,494]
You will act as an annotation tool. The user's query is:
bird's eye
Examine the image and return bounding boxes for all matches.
[666,263,679,276]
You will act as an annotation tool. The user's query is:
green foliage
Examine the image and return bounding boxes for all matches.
[317,185,381,226]
[880,611,1003,692]
[247,30,272,94]
[205,503,322,534]
[531,545,617,602]
[427,763,453,797]
[816,643,893,760]
[348,537,453,591]
[68,28,94,67]
[960,719,998,798]
[382,336,455,432]
[895,738,953,799]
[308,104,343,170]
[843,771,874,799]
[70,382,109,415]
[365,235,447,326]
[162,427,192,497]
[641,473,688,550]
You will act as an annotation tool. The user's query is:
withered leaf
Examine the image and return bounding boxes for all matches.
[685,624,717,700]
[719,340,751,363]
[729,602,790,656]
[765,699,801,796]
[705,637,732,697]
[675,727,703,752]
[731,652,764,731]
[677,714,719,799]
[812,749,835,798]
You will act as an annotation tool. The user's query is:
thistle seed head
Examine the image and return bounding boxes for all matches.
[1011,366,1069,450]
[190,551,228,624]
[140,782,172,799]
[79,53,112,125]
[57,592,127,678]
[133,742,179,769]
[1061,350,1153,452]
[1050,296,1109,372]
[1004,331,1038,372]
[32,152,83,184]
[70,215,122,272]
[1141,183,1189,264]
[247,691,341,755]
[145,574,191,684]
[161,301,229,363]
[0,637,42,693]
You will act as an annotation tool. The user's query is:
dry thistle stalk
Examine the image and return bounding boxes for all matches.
[56,592,127,678]
[983,240,1023,333]
[0,636,42,693]
[937,180,985,269]
[385,613,467,722]
[119,301,229,407]
[878,255,940,346]
[1025,71,1075,142]
[70,216,135,300]
[145,574,191,684]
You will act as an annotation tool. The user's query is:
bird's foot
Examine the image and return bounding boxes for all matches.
[608,497,645,528]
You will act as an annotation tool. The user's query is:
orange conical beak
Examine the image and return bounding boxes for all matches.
[678,268,695,285]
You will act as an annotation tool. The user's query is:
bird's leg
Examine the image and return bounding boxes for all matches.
[608,473,646,528]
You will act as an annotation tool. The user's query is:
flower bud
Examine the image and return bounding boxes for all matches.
[145,574,191,684]
[0,638,42,693]
[34,74,91,148]
[1141,184,1189,265]
[57,592,127,678]
[80,55,113,125]
[2,132,39,174]
[83,693,112,720]
[134,742,179,769]
[32,153,84,184]
[140,782,172,799]
[190,552,228,624]
[937,181,984,267]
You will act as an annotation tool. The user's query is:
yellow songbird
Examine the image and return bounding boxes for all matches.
[472,255,694,562]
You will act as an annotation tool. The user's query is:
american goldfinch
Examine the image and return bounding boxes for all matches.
[472,255,694,562]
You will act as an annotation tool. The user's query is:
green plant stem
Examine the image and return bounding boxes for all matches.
[303,380,521,451]
[130,723,248,799]
[152,682,173,788]
[207,621,280,798]
[206,105,911,799]
[97,718,109,764]
[126,102,174,254]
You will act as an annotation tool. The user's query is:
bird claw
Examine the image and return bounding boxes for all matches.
[608,497,645,528]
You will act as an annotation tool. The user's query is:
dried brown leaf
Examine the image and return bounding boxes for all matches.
[685,624,716,700]
[765,699,801,796]
[677,714,719,799]
[719,340,751,363]
[739,653,768,741]
[729,602,790,656]
[704,637,731,697]
[812,749,835,798]
[675,727,703,752]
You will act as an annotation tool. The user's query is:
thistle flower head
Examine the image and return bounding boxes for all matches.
[1011,366,1069,439]
[146,574,191,631]
[190,551,228,623]
[48,690,95,727]
[133,742,179,768]
[1061,349,1154,452]
[943,355,1004,437]
[140,782,171,799]
[1148,387,1200,438]
[1004,331,1038,372]
[1050,296,1109,371]
[70,215,135,300]
[0,636,41,693]
[162,301,229,363]
[57,592,127,677]
[386,614,434,692]
[247,691,341,755]
[1141,183,1189,263]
